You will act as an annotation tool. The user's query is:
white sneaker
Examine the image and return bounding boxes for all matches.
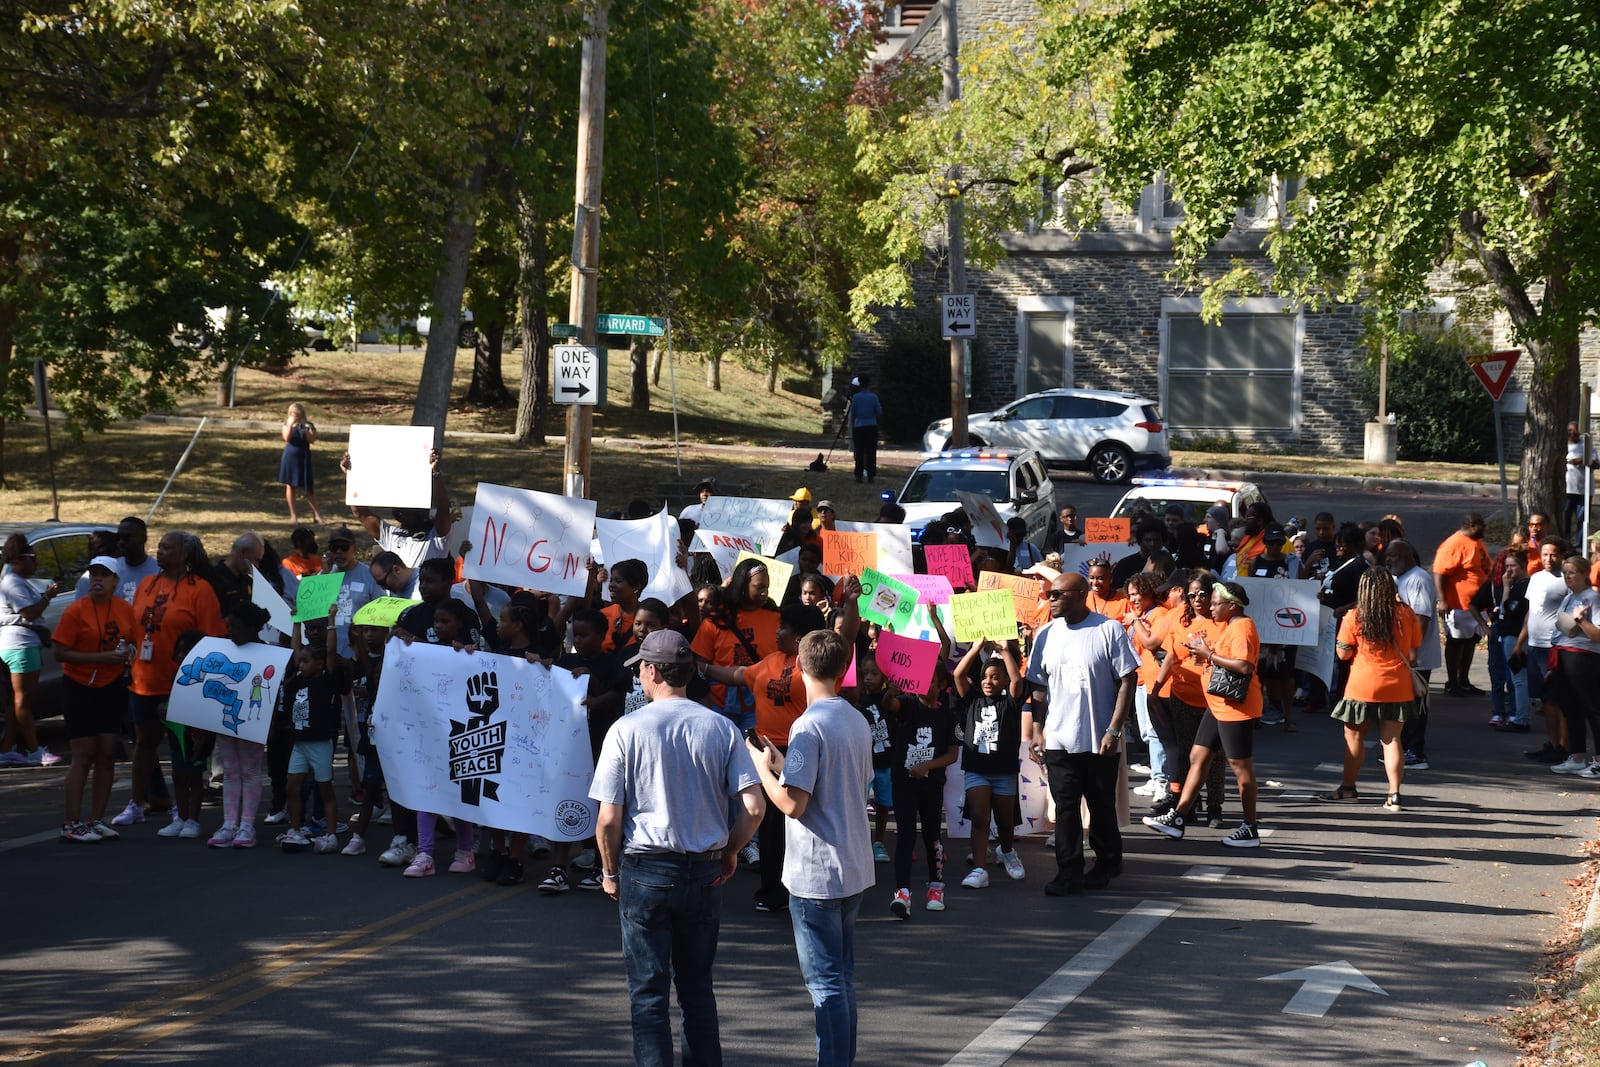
[157,815,186,838]
[263,809,288,825]
[379,836,417,867]
[1551,756,1593,775]
[1129,762,1152,776]
[1577,764,1600,780]
[110,800,145,827]
[178,819,202,839]
[961,867,990,889]
[571,848,598,870]
[313,833,340,854]
[341,833,367,856]
[448,849,476,873]
[207,824,238,848]
[1000,849,1026,881]
[1133,780,1158,797]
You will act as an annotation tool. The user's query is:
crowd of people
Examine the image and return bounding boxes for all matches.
[11,445,1596,1066]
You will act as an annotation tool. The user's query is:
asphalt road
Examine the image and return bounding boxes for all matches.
[4,679,1589,1066]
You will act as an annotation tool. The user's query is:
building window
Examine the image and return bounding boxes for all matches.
[1160,298,1301,432]
[1015,296,1073,396]
[1137,173,1185,233]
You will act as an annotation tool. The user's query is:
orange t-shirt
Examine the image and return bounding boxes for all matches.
[130,574,227,696]
[52,596,137,688]
[1161,613,1212,707]
[1337,603,1422,703]
[1087,590,1128,619]
[1233,532,1267,573]
[1132,605,1172,691]
[1205,614,1262,722]
[691,607,780,706]
[1433,531,1490,610]
[283,552,324,578]
[745,650,807,745]
[601,603,636,654]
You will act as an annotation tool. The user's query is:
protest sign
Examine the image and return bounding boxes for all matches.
[949,590,1020,643]
[344,424,436,509]
[1296,607,1338,690]
[595,508,692,604]
[979,570,1049,628]
[1084,517,1131,544]
[735,551,794,604]
[249,565,293,635]
[858,568,919,631]
[957,490,1008,548]
[835,521,914,573]
[293,572,346,623]
[372,639,597,839]
[822,530,877,576]
[1056,543,1106,578]
[1234,577,1321,647]
[352,597,419,628]
[691,528,758,579]
[167,638,294,746]
[696,496,792,553]
[892,572,953,606]
[943,744,1053,839]
[446,506,475,559]
[874,631,941,695]
[923,543,977,590]
[463,481,596,598]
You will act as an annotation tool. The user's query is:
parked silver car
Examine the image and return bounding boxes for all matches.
[0,522,115,694]
[922,388,1171,484]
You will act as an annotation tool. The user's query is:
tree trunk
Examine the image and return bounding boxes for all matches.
[1518,333,1579,522]
[629,336,650,410]
[706,349,721,391]
[512,186,551,447]
[465,316,510,405]
[412,155,489,447]
[764,348,778,394]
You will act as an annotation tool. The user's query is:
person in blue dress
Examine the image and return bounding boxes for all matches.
[279,403,324,525]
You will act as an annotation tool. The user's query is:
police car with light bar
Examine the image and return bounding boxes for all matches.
[894,449,1056,545]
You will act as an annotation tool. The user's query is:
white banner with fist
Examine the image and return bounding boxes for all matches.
[371,639,597,840]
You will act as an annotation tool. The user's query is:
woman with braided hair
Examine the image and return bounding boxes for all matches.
[1321,566,1423,812]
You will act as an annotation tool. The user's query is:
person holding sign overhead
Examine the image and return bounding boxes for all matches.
[1024,572,1139,895]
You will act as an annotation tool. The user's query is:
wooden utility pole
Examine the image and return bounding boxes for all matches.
[942,0,968,446]
[563,0,608,499]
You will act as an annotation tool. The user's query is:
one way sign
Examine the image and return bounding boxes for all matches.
[554,343,602,406]
[943,293,975,339]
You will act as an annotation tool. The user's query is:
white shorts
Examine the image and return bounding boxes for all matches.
[1444,608,1482,640]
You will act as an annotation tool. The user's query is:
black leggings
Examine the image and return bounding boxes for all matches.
[757,745,789,902]
[1558,650,1600,753]
[892,776,945,889]
[1168,697,1226,816]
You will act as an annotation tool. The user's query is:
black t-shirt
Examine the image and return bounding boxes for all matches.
[398,598,485,648]
[1250,555,1293,580]
[1320,555,1369,611]
[285,668,350,741]
[856,686,895,771]
[959,692,1022,776]
[1472,578,1530,636]
[889,694,958,786]
[1301,539,1338,579]
[1110,550,1151,589]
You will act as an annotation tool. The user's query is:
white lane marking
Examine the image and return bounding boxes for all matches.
[1259,960,1387,1017]
[1315,762,1343,773]
[1182,865,1230,882]
[1258,827,1276,838]
[945,901,1178,1066]
[1278,792,1316,800]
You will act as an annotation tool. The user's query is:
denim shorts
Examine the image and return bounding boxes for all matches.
[0,647,41,674]
[288,739,335,782]
[963,770,1019,796]
[868,767,893,807]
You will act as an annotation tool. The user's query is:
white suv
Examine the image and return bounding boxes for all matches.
[922,388,1170,484]
[895,449,1056,545]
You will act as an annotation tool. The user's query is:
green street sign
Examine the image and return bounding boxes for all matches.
[595,314,665,337]
[550,322,580,339]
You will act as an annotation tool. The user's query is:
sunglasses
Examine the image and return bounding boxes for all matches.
[1046,590,1081,600]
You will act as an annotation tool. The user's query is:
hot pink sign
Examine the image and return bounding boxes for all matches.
[923,544,976,590]
[874,631,941,696]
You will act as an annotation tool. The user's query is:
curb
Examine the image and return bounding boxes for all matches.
[1577,862,1600,977]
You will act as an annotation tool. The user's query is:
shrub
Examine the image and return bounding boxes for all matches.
[1359,319,1496,463]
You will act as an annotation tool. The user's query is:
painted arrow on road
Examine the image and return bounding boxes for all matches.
[1259,960,1387,1017]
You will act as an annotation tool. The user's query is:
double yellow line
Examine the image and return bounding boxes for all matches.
[8,881,520,1062]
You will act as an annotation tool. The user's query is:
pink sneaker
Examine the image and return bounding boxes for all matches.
[403,852,436,878]
[448,849,475,874]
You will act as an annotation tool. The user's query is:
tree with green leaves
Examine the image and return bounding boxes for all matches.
[1038,0,1600,518]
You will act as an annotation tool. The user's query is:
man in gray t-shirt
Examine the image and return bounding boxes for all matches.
[591,630,764,1067]
[750,630,873,1066]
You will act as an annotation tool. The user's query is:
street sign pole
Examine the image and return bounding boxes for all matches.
[1494,396,1507,518]
[563,0,608,500]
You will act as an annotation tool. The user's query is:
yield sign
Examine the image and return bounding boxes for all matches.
[1466,348,1521,401]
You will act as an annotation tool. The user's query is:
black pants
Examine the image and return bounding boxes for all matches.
[267,728,291,814]
[1168,697,1226,816]
[757,745,789,905]
[1400,668,1433,758]
[1044,750,1121,879]
[852,425,878,482]
[891,776,945,889]
[1558,651,1600,754]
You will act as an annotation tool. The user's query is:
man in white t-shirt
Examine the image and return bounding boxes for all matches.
[1566,423,1589,538]
[749,629,873,1067]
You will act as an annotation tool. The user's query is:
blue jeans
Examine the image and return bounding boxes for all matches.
[1500,633,1531,725]
[619,854,726,1067]
[789,892,863,1067]
[1134,688,1169,785]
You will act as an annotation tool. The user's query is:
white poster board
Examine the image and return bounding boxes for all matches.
[249,565,294,636]
[1055,543,1109,578]
[344,424,436,509]
[446,506,475,559]
[696,497,792,553]
[1234,577,1321,647]
[372,640,597,839]
[166,638,295,746]
[1296,607,1339,690]
[835,521,915,573]
[462,481,596,598]
[595,508,692,605]
[957,490,1008,548]
[941,743,1053,840]
[691,528,759,580]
